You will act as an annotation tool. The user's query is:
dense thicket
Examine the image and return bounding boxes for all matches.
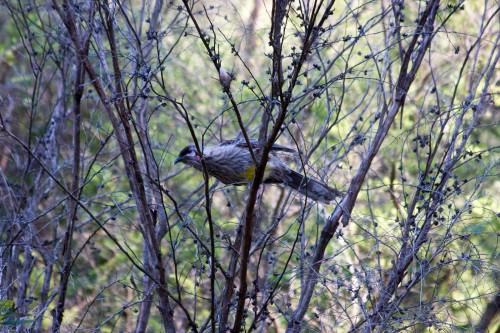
[0,0,498,332]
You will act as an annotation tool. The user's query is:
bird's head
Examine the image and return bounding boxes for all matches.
[174,145,201,167]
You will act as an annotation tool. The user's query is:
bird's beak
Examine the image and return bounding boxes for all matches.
[174,156,182,164]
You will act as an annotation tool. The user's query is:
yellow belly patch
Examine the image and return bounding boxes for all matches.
[243,165,256,181]
[241,165,273,182]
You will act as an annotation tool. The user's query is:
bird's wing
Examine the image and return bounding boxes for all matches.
[220,138,296,153]
[270,142,296,153]
[217,138,249,147]
[217,137,259,148]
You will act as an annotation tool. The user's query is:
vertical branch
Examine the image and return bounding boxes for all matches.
[258,0,289,145]
[233,1,337,331]
[50,0,177,330]
[230,0,291,323]
[101,4,177,331]
[52,20,88,331]
[31,226,57,332]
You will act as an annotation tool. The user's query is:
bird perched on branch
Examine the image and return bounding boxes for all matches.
[174,138,342,204]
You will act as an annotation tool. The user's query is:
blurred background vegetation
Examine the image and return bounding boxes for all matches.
[0,0,498,332]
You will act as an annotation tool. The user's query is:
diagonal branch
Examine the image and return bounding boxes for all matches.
[286,1,441,331]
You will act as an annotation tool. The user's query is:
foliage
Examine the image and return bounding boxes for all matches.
[0,300,32,327]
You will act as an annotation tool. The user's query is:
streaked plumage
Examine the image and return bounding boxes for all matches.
[175,138,342,204]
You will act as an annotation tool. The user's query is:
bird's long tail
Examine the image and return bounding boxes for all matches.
[285,170,342,204]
